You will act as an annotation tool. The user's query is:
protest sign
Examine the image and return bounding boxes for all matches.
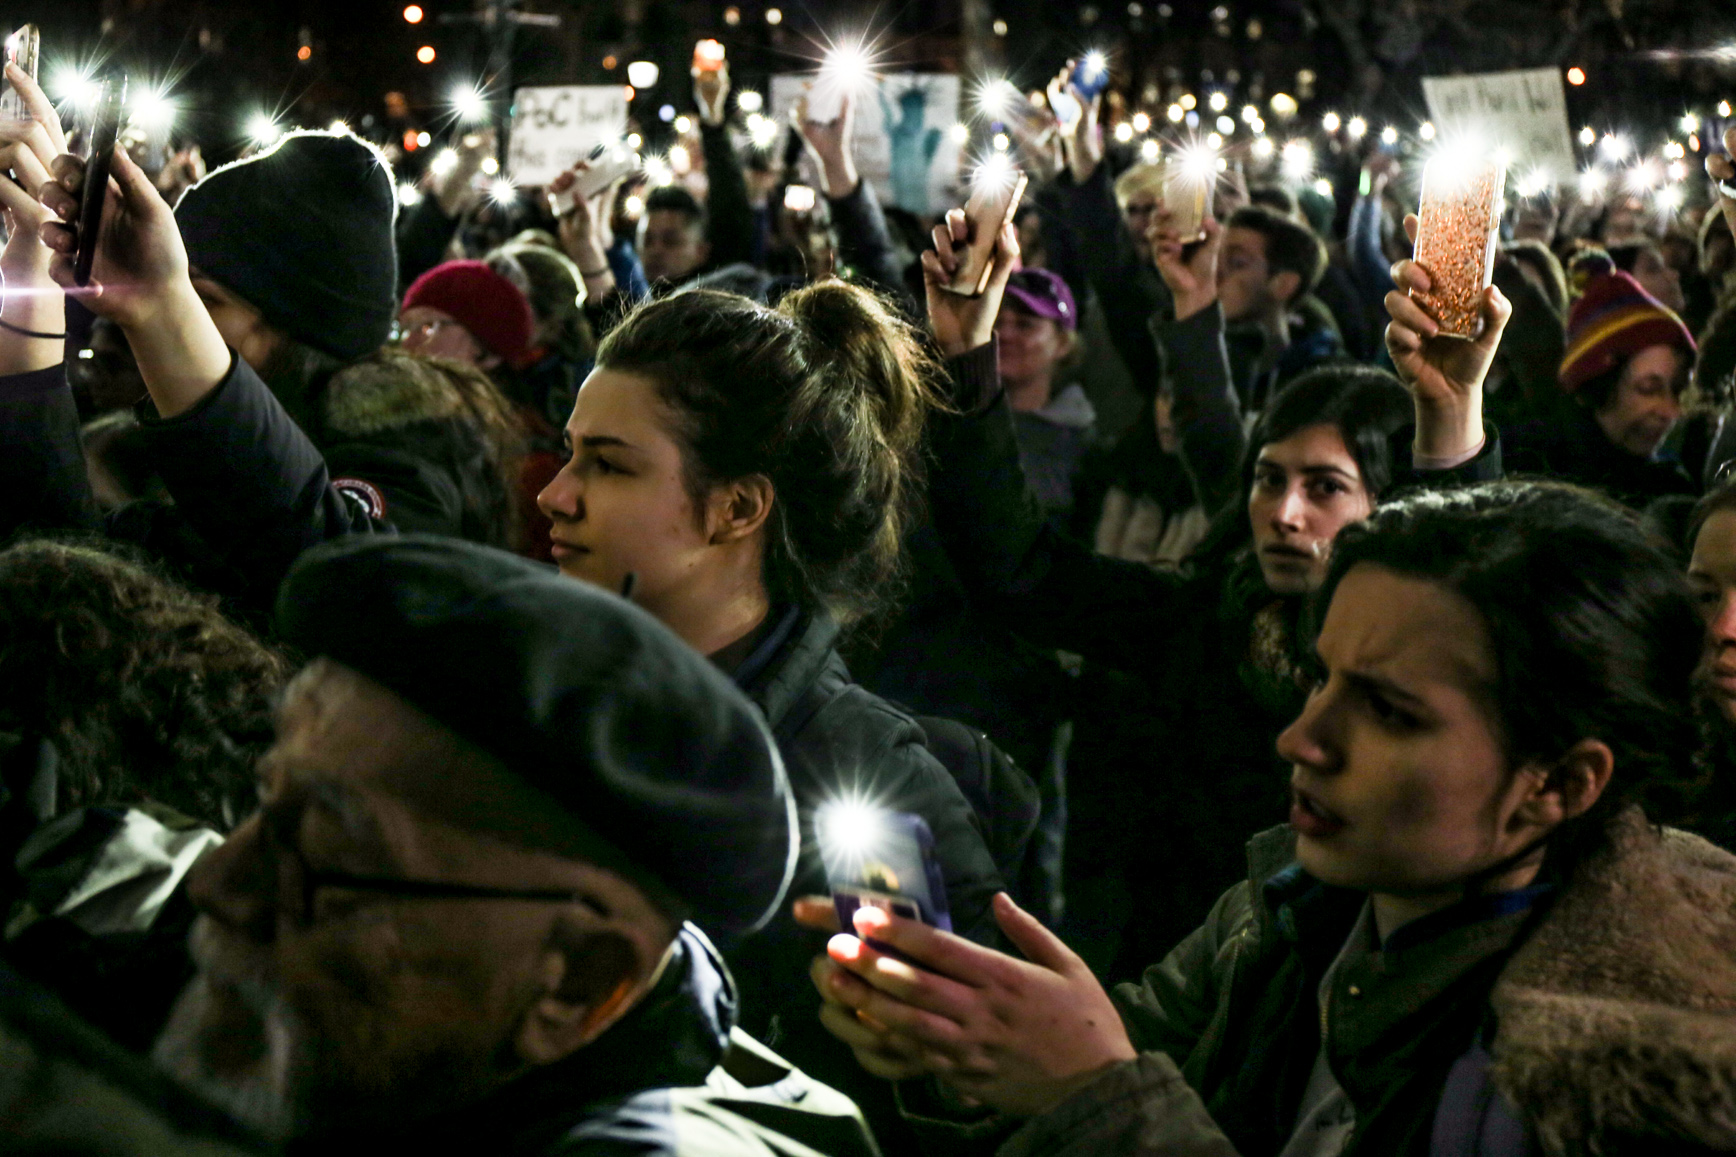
[769,73,962,214]
[507,85,629,185]
[1421,68,1577,179]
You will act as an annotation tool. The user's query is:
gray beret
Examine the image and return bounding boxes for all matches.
[275,535,797,940]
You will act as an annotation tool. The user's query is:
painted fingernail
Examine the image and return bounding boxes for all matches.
[854,906,889,933]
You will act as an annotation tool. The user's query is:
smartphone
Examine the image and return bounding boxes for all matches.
[1071,52,1110,100]
[944,169,1028,297]
[75,75,127,288]
[692,39,725,74]
[553,141,641,211]
[1411,154,1507,339]
[783,183,816,212]
[1162,160,1209,243]
[1,25,40,121]
[819,807,953,950]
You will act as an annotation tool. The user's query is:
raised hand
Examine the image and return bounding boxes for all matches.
[38,143,230,416]
[0,62,67,370]
[921,208,1019,358]
[1385,213,1512,462]
[1148,207,1222,322]
[693,60,731,127]
[1046,61,1101,186]
[800,893,1136,1116]
[1708,125,1736,246]
[550,164,619,295]
[796,92,859,198]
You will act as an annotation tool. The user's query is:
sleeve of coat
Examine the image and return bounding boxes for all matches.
[927,342,1201,675]
[1152,302,1248,516]
[1111,879,1256,1062]
[0,364,101,539]
[827,178,915,312]
[1055,165,1166,395]
[995,1054,1242,1157]
[699,122,755,270]
[136,353,384,607]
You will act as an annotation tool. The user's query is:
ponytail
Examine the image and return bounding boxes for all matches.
[595,280,942,623]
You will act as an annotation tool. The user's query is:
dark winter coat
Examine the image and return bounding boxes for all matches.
[725,605,1005,1153]
[1503,404,1696,508]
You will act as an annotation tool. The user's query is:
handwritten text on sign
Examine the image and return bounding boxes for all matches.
[508,86,628,185]
[1421,68,1577,180]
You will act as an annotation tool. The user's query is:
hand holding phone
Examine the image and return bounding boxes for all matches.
[1,25,39,122]
[1410,153,1506,339]
[943,164,1028,297]
[1070,51,1111,101]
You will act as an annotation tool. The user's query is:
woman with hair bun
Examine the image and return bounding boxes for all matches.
[535,279,1004,1148]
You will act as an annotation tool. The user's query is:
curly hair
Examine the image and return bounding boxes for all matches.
[0,540,289,830]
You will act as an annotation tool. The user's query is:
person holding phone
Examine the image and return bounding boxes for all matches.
[799,479,1736,1156]
[905,204,1511,976]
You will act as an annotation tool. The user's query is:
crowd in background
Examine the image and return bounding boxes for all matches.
[2,39,1736,1157]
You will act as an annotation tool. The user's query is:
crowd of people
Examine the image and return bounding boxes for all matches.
[2,42,1736,1156]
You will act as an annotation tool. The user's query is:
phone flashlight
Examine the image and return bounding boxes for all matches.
[817,800,952,945]
[1071,51,1110,100]
[693,39,726,73]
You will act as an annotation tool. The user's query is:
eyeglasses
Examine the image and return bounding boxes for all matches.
[258,800,604,925]
[393,318,454,343]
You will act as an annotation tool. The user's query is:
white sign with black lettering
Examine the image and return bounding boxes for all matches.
[1421,68,1577,179]
[508,86,629,185]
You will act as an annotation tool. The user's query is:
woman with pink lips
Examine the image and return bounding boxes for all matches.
[796,480,1736,1156]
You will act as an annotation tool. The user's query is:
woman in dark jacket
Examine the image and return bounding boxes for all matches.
[903,209,1512,975]
[533,282,1005,1148]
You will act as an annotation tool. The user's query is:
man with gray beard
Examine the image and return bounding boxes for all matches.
[151,535,878,1155]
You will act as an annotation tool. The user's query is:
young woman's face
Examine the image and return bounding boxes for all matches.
[399,305,490,367]
[992,306,1072,393]
[1247,423,1374,596]
[1593,344,1683,459]
[536,369,717,620]
[1688,508,1736,723]
[1277,564,1537,899]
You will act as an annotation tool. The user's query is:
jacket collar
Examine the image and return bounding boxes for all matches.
[316,923,735,1154]
[732,606,841,730]
[1490,809,1736,1151]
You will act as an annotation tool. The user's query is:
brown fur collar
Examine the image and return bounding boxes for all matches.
[1490,808,1736,1154]
[321,356,467,438]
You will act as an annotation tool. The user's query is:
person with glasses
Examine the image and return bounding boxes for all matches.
[152,534,878,1156]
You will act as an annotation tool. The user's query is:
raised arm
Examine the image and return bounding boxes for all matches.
[694,61,754,270]
[0,68,97,536]
[921,207,1201,673]
[799,94,913,308]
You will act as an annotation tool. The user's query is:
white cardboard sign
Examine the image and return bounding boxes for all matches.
[769,73,962,215]
[507,85,629,185]
[1421,68,1577,179]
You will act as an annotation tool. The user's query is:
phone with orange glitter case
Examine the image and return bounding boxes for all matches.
[1411,155,1507,339]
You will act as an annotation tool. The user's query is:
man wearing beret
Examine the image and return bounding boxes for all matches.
[151,535,877,1155]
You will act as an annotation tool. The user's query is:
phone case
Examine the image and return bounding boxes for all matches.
[1071,55,1110,100]
[692,39,725,73]
[1162,160,1209,243]
[822,811,953,946]
[570,143,640,202]
[944,171,1028,297]
[74,76,127,288]
[1411,155,1507,339]
[1,25,39,121]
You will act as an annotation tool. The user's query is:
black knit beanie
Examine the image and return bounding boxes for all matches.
[175,131,398,362]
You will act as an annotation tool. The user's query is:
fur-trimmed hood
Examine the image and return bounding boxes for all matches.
[320,354,472,438]
[1491,809,1736,1154]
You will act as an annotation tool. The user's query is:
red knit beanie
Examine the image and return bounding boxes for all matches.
[1558,257,1696,395]
[401,260,535,366]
